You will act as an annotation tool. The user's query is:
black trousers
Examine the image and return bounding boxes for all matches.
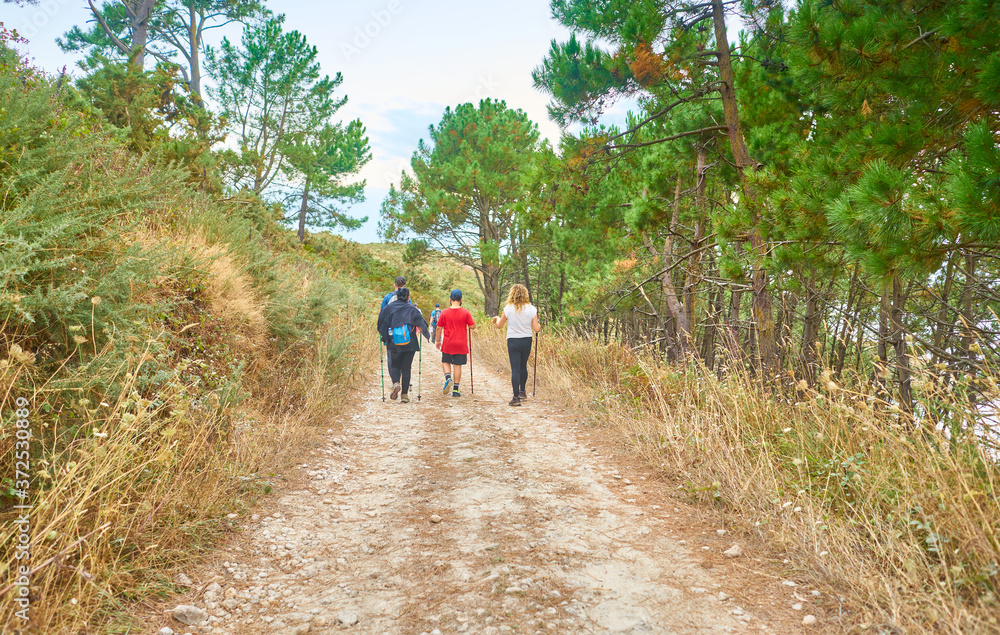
[507,336,533,397]
[388,350,415,393]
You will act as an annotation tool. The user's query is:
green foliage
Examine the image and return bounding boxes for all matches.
[402,238,431,266]
[283,118,371,238]
[381,98,541,314]
[945,121,1000,244]
[60,0,262,99]
[206,15,348,196]
[75,61,223,189]
[0,67,175,360]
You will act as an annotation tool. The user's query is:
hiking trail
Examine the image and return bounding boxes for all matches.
[148,358,820,635]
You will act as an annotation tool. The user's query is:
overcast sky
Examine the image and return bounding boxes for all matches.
[3,0,633,242]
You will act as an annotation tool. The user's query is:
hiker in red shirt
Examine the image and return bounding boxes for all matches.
[435,289,476,397]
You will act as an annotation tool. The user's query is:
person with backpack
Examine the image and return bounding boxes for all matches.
[380,276,412,377]
[435,289,475,397]
[376,287,430,403]
[492,283,541,406]
[429,303,442,343]
[381,276,409,310]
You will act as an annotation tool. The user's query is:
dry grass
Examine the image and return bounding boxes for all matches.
[0,235,377,634]
[473,327,1000,634]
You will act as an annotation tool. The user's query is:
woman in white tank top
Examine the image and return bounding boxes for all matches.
[492,284,542,406]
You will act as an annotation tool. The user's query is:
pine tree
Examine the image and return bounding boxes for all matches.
[283,120,371,242]
[535,0,783,373]
[60,0,263,100]
[205,15,346,196]
[381,99,540,316]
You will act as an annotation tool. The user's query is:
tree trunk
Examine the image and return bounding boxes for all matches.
[800,273,821,384]
[711,0,777,376]
[877,285,891,398]
[297,179,310,243]
[890,275,913,414]
[128,0,156,69]
[960,251,978,371]
[87,0,155,70]
[557,256,566,319]
[644,174,693,357]
[520,230,533,301]
[482,263,501,316]
[834,265,860,378]
[511,225,533,301]
[188,1,203,102]
[723,285,743,365]
[684,147,707,337]
[702,284,723,371]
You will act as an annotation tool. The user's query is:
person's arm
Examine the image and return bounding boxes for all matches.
[531,314,542,333]
[493,311,507,329]
[467,312,476,331]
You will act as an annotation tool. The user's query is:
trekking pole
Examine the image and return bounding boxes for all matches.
[533,332,539,397]
[380,342,386,402]
[418,339,422,402]
[468,325,474,394]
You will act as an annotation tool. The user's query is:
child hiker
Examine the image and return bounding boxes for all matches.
[435,289,476,397]
[376,287,430,403]
[492,283,542,406]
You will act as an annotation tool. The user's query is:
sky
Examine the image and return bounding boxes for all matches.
[2,0,633,243]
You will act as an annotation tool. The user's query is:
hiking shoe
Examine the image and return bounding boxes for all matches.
[509,396,521,406]
[400,393,410,403]
[452,390,461,398]
[519,390,528,400]
[390,382,401,400]
[443,375,453,394]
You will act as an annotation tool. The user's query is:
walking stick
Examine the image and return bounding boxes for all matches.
[380,342,386,402]
[417,337,422,402]
[533,332,539,397]
[468,325,474,394]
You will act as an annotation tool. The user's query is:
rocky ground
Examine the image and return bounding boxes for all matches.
[148,359,827,634]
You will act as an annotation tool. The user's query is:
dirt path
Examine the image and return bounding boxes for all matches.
[151,358,817,635]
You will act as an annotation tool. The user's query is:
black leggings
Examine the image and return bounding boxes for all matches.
[507,337,533,397]
[388,350,415,393]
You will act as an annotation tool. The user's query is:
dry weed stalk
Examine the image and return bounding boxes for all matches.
[472,327,999,634]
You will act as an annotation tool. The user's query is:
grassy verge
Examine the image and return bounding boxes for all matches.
[474,326,999,634]
[0,51,381,632]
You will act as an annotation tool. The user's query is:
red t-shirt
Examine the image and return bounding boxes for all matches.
[437,307,475,355]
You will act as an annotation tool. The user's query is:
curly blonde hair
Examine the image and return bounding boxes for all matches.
[505,284,530,311]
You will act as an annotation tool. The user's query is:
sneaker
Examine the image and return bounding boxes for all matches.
[452,390,461,398]
[400,393,410,403]
[443,375,453,394]
[519,390,528,400]
[390,382,401,400]
[509,396,521,406]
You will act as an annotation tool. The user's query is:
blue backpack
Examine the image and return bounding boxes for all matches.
[389,325,412,346]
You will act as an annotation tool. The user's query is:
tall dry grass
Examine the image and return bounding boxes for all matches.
[474,326,999,634]
[1,200,379,632]
[0,316,376,633]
